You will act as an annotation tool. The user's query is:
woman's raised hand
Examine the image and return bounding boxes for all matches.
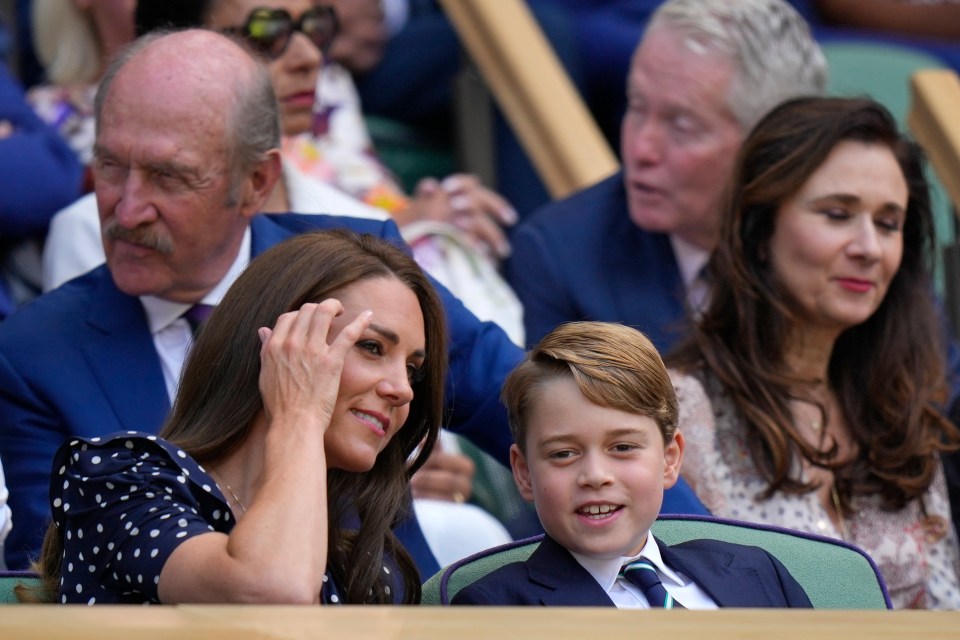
[257,301,373,431]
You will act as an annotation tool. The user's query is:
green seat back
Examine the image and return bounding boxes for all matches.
[422,515,890,609]
[0,571,44,604]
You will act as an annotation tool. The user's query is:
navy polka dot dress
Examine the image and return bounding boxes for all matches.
[50,432,342,605]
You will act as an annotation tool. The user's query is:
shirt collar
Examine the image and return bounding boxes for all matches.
[669,234,711,291]
[140,226,252,334]
[569,533,688,593]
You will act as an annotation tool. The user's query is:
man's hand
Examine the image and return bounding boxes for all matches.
[411,444,477,503]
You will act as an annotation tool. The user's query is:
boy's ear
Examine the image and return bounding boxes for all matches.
[510,444,535,503]
[662,430,685,489]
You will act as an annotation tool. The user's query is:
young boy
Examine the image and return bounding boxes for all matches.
[452,322,811,607]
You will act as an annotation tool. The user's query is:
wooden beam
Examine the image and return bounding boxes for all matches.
[908,69,960,214]
[437,0,619,199]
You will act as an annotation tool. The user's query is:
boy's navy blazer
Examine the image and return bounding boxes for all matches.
[452,534,813,607]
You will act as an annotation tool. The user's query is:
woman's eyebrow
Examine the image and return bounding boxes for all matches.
[369,323,425,358]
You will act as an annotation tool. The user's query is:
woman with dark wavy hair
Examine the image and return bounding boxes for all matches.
[669,96,960,608]
[29,229,446,605]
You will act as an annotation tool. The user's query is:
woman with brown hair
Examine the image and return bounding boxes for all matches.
[31,229,446,605]
[670,96,960,608]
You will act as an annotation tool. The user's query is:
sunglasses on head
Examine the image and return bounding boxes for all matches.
[226,5,339,59]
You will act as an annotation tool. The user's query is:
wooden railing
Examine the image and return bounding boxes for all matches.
[909,68,960,334]
[5,606,960,639]
[437,0,619,199]
[909,69,960,215]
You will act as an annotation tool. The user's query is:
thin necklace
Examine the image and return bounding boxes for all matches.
[211,469,247,513]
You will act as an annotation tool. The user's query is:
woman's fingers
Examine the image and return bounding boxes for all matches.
[258,301,372,427]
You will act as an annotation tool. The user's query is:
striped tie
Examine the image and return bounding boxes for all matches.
[621,559,682,609]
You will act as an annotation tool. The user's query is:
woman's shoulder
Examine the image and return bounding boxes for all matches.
[668,367,727,436]
[56,431,189,468]
[668,368,710,403]
[53,431,216,496]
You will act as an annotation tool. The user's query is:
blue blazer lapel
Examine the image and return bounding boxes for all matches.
[661,541,775,607]
[80,268,169,432]
[526,536,615,606]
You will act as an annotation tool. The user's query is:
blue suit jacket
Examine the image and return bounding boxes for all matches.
[0,63,83,317]
[506,171,689,352]
[452,533,812,607]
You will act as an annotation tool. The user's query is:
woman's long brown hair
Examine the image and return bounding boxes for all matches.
[670,97,959,510]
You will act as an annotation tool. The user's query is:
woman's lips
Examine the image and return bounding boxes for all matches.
[835,277,874,293]
[282,91,316,108]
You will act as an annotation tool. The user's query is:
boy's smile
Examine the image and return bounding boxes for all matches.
[510,376,684,560]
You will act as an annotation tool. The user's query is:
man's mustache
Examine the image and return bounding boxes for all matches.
[102,218,175,255]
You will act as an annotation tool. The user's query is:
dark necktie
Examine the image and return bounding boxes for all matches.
[182,304,215,337]
[621,558,683,609]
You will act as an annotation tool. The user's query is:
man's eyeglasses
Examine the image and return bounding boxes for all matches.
[226,5,339,59]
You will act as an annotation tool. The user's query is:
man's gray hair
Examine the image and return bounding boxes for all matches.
[94,30,281,204]
[225,45,281,204]
[648,0,828,130]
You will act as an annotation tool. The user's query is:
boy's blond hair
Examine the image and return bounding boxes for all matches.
[502,322,678,452]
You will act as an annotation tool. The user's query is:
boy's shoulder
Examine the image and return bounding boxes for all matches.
[668,536,770,557]
[449,535,612,606]
[663,536,792,573]
[449,557,544,606]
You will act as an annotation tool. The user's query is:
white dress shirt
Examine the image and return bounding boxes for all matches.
[669,234,711,315]
[570,533,718,609]
[141,228,251,400]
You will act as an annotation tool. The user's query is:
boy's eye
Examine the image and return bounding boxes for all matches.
[549,449,576,460]
[612,443,638,453]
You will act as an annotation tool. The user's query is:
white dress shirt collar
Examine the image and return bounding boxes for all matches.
[140,227,252,334]
[669,234,710,293]
[570,533,685,594]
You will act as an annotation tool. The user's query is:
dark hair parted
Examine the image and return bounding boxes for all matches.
[503,322,677,453]
[165,229,447,604]
[670,96,959,510]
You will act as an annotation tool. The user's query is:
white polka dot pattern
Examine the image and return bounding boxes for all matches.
[50,432,343,605]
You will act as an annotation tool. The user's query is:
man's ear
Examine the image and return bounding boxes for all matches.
[238,149,282,219]
[510,443,535,503]
[662,430,685,489]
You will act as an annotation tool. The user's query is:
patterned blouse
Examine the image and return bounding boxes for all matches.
[671,371,960,609]
[284,63,410,214]
[50,432,343,604]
